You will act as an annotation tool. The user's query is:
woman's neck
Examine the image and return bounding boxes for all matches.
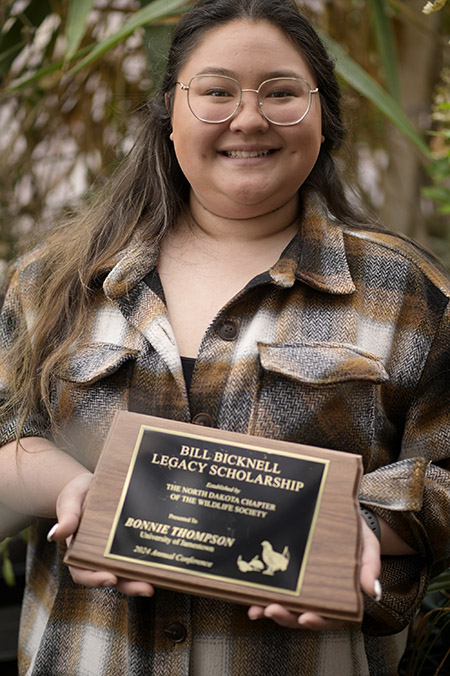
[157,193,301,358]
[186,191,300,248]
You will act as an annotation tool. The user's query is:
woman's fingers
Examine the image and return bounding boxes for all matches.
[360,518,382,599]
[49,473,116,588]
[249,604,300,628]
[68,565,154,596]
[297,612,344,631]
[115,579,154,597]
[68,565,119,588]
[248,604,344,631]
[262,604,300,628]
[47,472,93,542]
[47,472,155,596]
[248,605,265,620]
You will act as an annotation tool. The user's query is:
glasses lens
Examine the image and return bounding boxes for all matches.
[188,75,240,122]
[259,78,311,125]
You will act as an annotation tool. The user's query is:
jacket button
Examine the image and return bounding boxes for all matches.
[192,412,214,426]
[217,320,238,341]
[164,621,187,643]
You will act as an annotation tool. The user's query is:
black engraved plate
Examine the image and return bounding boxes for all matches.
[105,425,328,596]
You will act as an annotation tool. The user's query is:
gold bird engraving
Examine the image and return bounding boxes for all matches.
[260,541,290,576]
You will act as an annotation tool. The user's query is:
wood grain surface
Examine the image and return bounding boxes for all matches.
[65,411,363,621]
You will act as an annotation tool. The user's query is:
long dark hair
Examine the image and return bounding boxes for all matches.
[3,0,365,431]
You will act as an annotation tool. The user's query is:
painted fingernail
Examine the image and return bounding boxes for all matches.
[374,579,382,602]
[47,523,58,542]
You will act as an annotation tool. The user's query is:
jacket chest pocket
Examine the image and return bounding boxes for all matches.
[248,342,389,454]
[52,344,138,469]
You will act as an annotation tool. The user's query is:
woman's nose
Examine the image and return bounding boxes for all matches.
[229,91,269,133]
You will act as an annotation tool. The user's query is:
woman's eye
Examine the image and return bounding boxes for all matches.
[267,89,295,98]
[205,89,233,97]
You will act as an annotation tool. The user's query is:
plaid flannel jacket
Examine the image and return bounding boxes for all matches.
[1,193,449,676]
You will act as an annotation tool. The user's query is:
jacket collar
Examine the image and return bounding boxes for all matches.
[103,191,356,300]
[103,237,160,300]
[270,191,356,295]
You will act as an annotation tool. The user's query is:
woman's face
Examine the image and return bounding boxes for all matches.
[170,19,323,221]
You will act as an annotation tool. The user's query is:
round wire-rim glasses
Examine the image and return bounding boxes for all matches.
[176,74,319,126]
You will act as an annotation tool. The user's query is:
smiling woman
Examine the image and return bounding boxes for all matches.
[0,1,449,675]
[167,20,323,223]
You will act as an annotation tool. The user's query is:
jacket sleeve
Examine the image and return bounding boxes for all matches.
[359,298,450,634]
[0,261,51,446]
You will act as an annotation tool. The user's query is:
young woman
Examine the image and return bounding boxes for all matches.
[1,1,449,674]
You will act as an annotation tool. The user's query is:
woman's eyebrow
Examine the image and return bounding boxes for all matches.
[196,67,236,77]
[195,67,305,79]
[264,69,305,79]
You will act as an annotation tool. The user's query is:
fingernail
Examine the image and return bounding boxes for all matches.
[47,523,58,542]
[374,579,382,602]
[102,579,116,588]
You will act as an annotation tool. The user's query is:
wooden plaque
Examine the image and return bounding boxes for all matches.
[65,411,363,621]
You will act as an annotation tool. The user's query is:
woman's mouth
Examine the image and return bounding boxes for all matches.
[221,149,276,158]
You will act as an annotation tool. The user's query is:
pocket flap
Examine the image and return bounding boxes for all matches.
[258,342,389,385]
[55,344,139,384]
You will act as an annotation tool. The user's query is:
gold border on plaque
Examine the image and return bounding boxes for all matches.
[104,424,330,597]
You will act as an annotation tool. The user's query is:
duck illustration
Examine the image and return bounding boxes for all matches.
[237,555,254,572]
[260,541,290,576]
[248,555,265,572]
[237,554,265,572]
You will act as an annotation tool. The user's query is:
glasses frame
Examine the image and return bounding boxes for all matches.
[176,74,319,126]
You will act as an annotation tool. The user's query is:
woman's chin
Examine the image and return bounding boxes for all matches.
[190,190,298,222]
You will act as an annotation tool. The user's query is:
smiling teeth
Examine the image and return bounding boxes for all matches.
[224,150,272,158]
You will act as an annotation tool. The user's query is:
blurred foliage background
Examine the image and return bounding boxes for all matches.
[0,0,449,270]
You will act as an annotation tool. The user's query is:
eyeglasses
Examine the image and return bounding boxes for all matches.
[176,74,319,126]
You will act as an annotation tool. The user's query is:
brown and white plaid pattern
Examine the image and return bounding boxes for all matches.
[1,192,449,675]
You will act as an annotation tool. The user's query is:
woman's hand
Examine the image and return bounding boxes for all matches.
[247,517,381,630]
[48,473,154,597]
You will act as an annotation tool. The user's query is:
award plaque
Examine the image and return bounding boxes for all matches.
[65,411,363,621]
